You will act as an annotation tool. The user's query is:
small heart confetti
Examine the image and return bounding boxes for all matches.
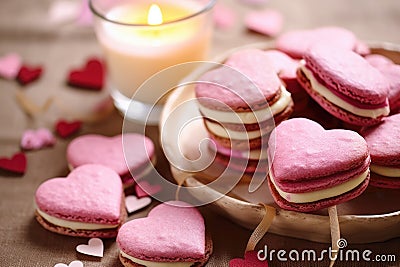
[54,260,84,267]
[17,65,43,85]
[229,251,269,266]
[0,152,27,174]
[245,9,284,37]
[21,128,56,150]
[0,53,22,79]
[125,195,152,213]
[67,57,104,91]
[76,238,104,257]
[55,120,82,138]
[135,181,162,198]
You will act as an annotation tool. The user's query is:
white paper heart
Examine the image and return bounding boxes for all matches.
[54,260,84,267]
[76,238,104,257]
[125,195,152,213]
[48,0,80,24]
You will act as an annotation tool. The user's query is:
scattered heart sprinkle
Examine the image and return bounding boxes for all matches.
[17,65,43,85]
[0,152,27,174]
[21,128,56,150]
[54,260,84,267]
[76,237,104,257]
[55,120,82,138]
[67,57,104,91]
[125,195,152,213]
[229,251,269,266]
[0,53,22,79]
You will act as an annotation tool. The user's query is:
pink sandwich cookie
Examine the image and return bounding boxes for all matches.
[35,164,126,238]
[366,54,400,114]
[117,201,213,267]
[67,133,155,187]
[297,45,390,126]
[361,114,400,188]
[195,49,293,174]
[268,118,370,212]
[275,26,358,59]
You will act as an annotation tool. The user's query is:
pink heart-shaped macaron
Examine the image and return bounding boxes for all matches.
[135,181,162,198]
[229,251,268,266]
[117,201,205,260]
[76,238,104,257]
[0,53,22,79]
[55,120,82,138]
[0,152,27,174]
[67,58,104,90]
[21,128,56,150]
[35,164,123,226]
[54,260,84,267]
[245,9,283,37]
[269,118,368,181]
[67,134,155,179]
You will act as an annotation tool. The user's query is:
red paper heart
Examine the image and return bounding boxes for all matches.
[68,58,104,90]
[135,181,162,198]
[229,251,268,267]
[55,120,82,138]
[0,152,27,174]
[17,65,43,85]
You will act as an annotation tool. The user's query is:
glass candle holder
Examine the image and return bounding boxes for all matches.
[90,0,215,124]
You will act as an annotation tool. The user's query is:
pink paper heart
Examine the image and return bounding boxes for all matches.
[125,195,151,213]
[76,238,104,257]
[245,9,283,37]
[0,53,22,79]
[35,164,123,227]
[230,251,268,266]
[54,260,84,267]
[135,181,162,198]
[21,128,56,150]
[76,0,93,26]
[117,201,205,260]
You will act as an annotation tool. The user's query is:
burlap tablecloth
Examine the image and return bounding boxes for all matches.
[1,0,399,266]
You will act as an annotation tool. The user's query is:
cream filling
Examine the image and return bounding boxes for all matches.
[198,86,291,124]
[205,120,270,140]
[269,169,369,204]
[120,251,193,267]
[209,141,268,160]
[370,164,400,177]
[36,207,118,230]
[300,60,389,119]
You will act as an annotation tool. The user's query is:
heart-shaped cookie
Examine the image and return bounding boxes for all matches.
[21,128,56,150]
[125,195,151,213]
[17,65,43,85]
[0,152,27,174]
[76,238,104,257]
[244,9,283,37]
[54,260,83,267]
[35,164,125,238]
[117,201,207,264]
[276,26,357,59]
[67,134,155,183]
[0,53,22,79]
[268,118,370,212]
[229,251,268,267]
[55,120,82,138]
[67,58,104,90]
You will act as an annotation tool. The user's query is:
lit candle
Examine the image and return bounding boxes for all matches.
[92,0,214,105]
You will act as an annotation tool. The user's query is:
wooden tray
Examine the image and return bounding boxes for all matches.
[159,42,400,244]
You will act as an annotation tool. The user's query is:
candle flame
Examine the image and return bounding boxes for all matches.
[147,4,163,25]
